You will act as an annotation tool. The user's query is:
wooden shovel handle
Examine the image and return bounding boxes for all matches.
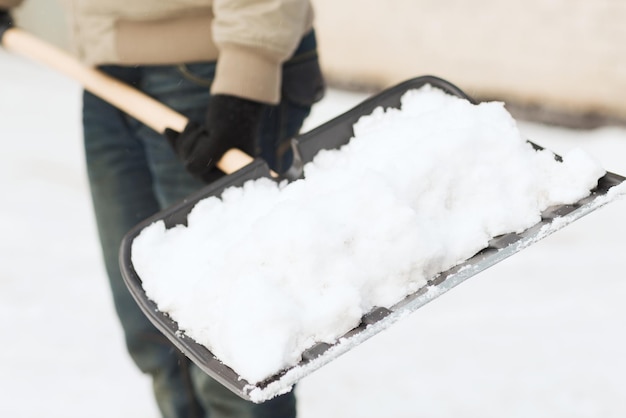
[2,28,253,175]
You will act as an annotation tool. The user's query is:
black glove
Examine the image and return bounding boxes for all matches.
[0,9,14,42]
[166,94,264,183]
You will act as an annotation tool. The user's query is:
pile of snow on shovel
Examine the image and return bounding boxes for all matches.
[131,85,605,384]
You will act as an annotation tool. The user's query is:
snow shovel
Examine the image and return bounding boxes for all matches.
[6,28,625,403]
[120,86,623,400]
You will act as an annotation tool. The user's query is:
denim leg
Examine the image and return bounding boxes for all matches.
[83,66,205,418]
[86,38,320,415]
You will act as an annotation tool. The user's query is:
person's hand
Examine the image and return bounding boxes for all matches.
[0,9,14,43]
[166,94,264,183]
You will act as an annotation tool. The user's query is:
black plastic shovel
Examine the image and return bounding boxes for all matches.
[118,81,624,401]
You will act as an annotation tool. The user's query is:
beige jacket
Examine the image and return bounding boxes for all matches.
[0,0,21,7]
[2,0,314,104]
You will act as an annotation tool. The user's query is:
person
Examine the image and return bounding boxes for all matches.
[0,1,324,417]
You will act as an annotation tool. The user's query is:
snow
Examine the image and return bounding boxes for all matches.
[132,85,607,386]
[1,48,626,417]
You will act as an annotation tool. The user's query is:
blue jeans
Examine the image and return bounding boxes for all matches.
[83,32,323,418]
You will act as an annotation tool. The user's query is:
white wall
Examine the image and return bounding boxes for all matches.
[311,0,626,121]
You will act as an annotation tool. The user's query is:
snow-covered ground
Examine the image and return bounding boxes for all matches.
[1,49,625,417]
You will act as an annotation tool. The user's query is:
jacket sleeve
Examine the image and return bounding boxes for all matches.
[210,0,313,105]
